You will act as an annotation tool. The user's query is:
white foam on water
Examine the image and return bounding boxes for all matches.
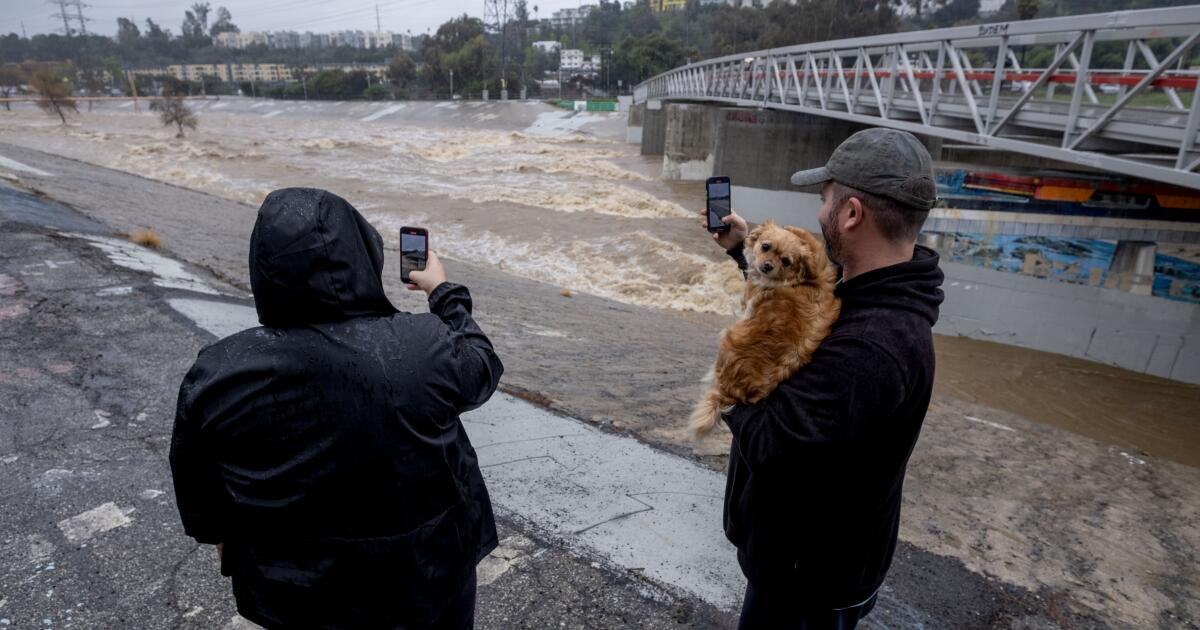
[360,104,406,122]
[262,110,284,118]
[524,110,610,136]
[211,102,230,109]
[370,215,740,314]
[119,101,134,108]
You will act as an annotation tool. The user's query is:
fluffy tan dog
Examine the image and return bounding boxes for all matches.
[690,221,841,437]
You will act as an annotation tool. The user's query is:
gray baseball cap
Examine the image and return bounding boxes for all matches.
[790,128,937,210]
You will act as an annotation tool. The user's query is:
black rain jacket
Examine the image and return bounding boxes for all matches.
[170,188,503,629]
[722,244,944,609]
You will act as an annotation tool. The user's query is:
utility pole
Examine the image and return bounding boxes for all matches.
[21,22,27,39]
[375,4,381,34]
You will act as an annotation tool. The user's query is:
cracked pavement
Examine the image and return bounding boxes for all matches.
[0,183,737,628]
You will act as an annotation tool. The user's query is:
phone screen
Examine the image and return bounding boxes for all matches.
[400,232,427,282]
[708,180,731,230]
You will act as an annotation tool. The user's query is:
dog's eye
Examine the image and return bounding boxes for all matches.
[761,243,771,253]
[781,257,791,267]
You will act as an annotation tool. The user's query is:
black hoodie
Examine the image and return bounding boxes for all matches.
[722,244,944,609]
[170,188,503,629]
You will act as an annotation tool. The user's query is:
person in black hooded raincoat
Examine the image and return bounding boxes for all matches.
[170,188,503,629]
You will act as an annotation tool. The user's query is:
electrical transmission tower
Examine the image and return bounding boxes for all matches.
[48,0,91,37]
[483,0,514,97]
[73,0,91,35]
[50,0,74,36]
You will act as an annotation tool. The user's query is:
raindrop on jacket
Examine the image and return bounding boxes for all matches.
[170,188,503,629]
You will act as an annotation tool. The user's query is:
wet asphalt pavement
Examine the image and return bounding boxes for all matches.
[0,185,741,628]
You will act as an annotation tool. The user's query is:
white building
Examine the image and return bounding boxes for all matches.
[560,49,602,74]
[532,40,562,53]
[547,5,594,28]
[560,48,585,70]
[213,31,268,48]
[391,33,414,51]
[216,28,407,50]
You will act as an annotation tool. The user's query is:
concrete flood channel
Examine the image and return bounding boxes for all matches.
[1,96,1198,627]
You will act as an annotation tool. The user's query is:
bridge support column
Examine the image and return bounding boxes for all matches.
[626,103,644,144]
[639,100,666,156]
[712,108,870,190]
[1106,241,1157,296]
[663,103,719,180]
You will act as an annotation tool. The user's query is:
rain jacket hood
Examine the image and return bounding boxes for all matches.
[249,187,397,327]
[171,189,503,629]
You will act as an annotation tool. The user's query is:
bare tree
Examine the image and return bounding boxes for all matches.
[29,68,77,124]
[152,96,198,138]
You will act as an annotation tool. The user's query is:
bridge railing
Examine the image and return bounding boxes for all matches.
[634,6,1200,189]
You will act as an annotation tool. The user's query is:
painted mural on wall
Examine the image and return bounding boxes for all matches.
[926,232,1200,304]
[930,169,1200,305]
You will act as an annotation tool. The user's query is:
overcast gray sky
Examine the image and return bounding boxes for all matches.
[3,0,584,39]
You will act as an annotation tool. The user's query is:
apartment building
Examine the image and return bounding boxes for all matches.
[214,29,412,51]
[546,5,595,28]
[134,63,389,85]
[560,49,602,73]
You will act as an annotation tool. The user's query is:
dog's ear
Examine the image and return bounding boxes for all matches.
[746,223,768,248]
[783,226,825,279]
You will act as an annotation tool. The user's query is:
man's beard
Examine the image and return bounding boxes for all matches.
[819,207,844,265]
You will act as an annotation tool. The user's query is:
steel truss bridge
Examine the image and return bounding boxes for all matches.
[632,6,1200,189]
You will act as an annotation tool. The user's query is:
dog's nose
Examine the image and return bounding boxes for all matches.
[760,262,774,273]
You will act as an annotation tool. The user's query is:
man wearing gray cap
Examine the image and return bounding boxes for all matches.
[707,128,945,629]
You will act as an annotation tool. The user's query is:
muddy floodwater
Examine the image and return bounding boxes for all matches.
[2,98,1194,468]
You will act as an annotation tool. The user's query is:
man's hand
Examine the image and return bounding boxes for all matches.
[699,209,749,251]
[407,250,447,295]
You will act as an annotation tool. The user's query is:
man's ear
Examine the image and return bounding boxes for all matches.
[843,196,865,231]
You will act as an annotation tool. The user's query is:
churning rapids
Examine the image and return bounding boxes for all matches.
[0,98,745,314]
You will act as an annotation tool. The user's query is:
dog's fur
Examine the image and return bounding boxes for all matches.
[690,221,841,437]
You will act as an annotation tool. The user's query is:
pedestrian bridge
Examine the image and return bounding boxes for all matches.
[632,6,1200,190]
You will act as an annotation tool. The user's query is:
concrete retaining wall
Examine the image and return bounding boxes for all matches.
[936,260,1199,384]
[662,103,719,180]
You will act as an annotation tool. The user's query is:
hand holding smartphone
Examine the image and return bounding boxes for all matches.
[400,226,428,285]
[706,176,732,233]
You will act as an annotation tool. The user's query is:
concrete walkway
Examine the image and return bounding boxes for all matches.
[166,291,745,611]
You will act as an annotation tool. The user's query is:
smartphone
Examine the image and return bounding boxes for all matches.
[706,176,732,232]
[399,226,428,285]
